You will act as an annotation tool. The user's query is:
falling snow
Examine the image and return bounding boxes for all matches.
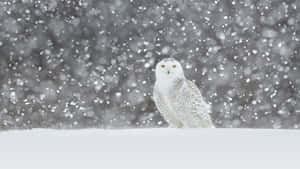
[0,0,299,130]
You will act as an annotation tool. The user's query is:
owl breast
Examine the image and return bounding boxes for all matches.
[169,84,194,118]
[168,81,212,127]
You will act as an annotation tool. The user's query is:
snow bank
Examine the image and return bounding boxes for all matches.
[0,128,299,169]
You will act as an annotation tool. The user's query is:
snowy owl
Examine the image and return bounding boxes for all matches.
[153,58,214,128]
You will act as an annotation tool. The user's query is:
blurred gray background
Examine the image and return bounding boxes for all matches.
[0,0,299,130]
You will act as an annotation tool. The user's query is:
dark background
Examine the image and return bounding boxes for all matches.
[0,0,299,130]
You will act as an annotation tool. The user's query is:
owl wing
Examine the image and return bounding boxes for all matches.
[153,85,183,127]
[184,80,214,127]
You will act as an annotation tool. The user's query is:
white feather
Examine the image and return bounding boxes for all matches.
[153,58,214,128]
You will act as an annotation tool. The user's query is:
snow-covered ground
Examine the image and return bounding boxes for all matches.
[0,128,299,169]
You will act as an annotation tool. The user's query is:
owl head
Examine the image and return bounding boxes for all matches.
[155,58,185,82]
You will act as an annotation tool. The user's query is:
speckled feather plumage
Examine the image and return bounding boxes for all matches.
[153,58,214,128]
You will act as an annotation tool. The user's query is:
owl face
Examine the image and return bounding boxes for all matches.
[155,58,185,82]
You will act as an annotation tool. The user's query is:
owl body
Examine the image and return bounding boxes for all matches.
[153,58,214,128]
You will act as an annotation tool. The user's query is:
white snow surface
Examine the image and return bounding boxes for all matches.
[0,128,299,169]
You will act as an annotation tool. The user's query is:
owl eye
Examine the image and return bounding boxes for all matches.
[172,65,176,68]
[161,65,165,68]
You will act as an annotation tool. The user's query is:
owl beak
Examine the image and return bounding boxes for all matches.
[167,70,170,74]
